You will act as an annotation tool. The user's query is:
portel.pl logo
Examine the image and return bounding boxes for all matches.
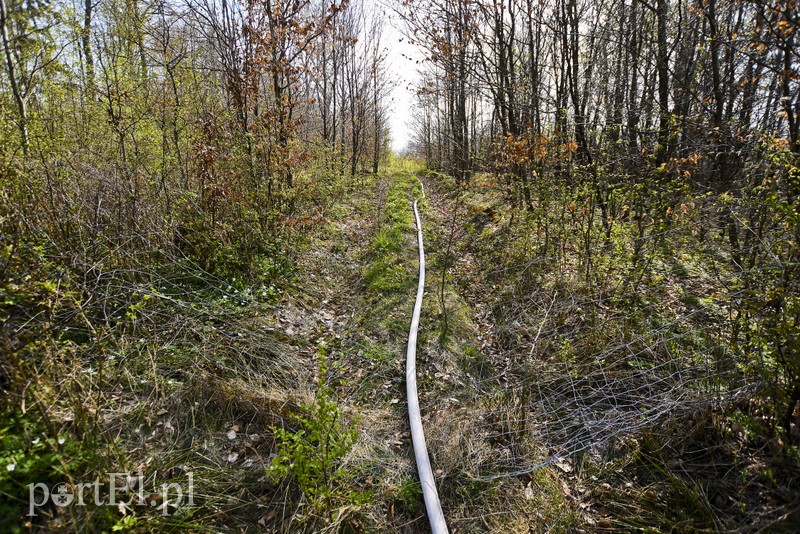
[27,472,194,517]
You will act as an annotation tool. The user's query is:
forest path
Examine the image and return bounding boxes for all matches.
[267,168,573,532]
[406,186,448,533]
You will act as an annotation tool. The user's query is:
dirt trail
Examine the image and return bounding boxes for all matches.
[265,170,572,532]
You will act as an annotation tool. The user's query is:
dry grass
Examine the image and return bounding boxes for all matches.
[14,161,787,532]
[415,169,800,532]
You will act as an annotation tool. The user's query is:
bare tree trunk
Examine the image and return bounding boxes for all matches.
[83,0,94,91]
[655,0,670,164]
[0,0,29,156]
[627,0,640,156]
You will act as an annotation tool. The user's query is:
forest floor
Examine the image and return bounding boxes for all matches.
[10,164,800,533]
[6,164,576,533]
[252,166,578,532]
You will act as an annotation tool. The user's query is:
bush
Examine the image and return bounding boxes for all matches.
[267,353,363,521]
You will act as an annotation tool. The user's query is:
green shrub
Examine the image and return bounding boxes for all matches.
[267,354,363,519]
[0,412,95,532]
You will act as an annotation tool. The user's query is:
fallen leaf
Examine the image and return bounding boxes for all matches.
[555,458,573,473]
[258,511,277,525]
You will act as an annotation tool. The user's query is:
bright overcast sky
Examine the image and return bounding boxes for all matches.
[382,9,424,153]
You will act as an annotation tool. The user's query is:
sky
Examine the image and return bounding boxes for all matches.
[381,10,424,153]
